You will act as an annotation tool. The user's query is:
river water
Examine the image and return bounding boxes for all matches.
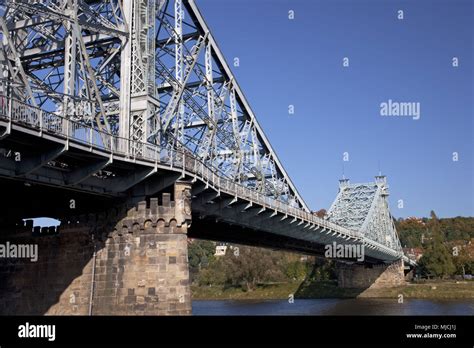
[192,299,474,315]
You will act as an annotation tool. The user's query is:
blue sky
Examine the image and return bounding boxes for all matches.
[196,0,473,218]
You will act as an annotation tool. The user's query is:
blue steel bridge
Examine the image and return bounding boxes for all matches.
[0,0,415,267]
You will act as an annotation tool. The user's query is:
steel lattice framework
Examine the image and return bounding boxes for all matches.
[0,0,308,209]
[326,176,403,252]
[0,0,415,264]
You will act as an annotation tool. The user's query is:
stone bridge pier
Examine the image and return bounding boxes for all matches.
[0,181,193,315]
[337,259,405,290]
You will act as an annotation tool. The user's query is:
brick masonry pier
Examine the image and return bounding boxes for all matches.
[337,259,405,290]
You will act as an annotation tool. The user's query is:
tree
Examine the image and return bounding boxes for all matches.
[314,209,327,218]
[395,217,427,248]
[440,217,474,241]
[452,247,473,276]
[197,261,227,286]
[188,240,216,282]
[418,211,455,278]
[284,260,308,280]
[306,258,336,281]
[220,246,285,291]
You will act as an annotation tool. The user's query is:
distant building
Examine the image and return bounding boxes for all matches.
[403,247,423,261]
[214,245,227,256]
[407,217,426,225]
[405,217,426,226]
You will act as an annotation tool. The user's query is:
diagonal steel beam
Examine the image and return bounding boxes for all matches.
[65,157,112,185]
[15,144,67,176]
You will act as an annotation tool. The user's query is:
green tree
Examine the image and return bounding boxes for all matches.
[418,211,455,278]
[188,240,216,283]
[197,260,227,286]
[306,258,336,281]
[220,246,285,291]
[284,260,308,280]
[440,217,474,241]
[395,218,426,248]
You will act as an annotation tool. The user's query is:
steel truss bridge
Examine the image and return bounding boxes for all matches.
[0,0,415,266]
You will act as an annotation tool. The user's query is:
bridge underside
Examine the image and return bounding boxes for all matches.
[189,217,383,264]
[0,175,384,266]
[0,116,409,315]
[0,118,401,262]
[0,179,406,316]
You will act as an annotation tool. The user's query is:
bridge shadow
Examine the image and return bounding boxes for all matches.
[0,186,139,315]
[0,227,106,315]
[294,261,365,299]
[0,204,136,315]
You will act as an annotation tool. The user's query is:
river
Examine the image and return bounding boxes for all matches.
[192,298,474,315]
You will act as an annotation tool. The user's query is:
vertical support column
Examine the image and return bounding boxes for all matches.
[63,0,76,119]
[92,181,193,315]
[199,40,215,160]
[174,0,184,145]
[205,41,214,119]
[174,0,183,85]
[229,85,242,181]
[119,0,132,143]
[121,0,156,156]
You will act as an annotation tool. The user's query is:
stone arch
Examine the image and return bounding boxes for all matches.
[144,219,153,230]
[169,219,178,233]
[156,219,166,233]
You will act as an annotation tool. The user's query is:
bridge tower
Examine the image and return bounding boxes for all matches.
[0,0,307,208]
[327,175,406,290]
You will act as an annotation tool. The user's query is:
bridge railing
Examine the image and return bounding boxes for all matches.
[0,97,398,251]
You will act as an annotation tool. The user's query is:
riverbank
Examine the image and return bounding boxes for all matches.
[357,281,474,299]
[191,280,474,300]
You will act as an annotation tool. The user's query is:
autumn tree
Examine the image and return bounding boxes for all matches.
[452,246,473,276]
[314,209,327,218]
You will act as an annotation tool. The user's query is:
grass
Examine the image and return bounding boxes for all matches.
[191,282,301,300]
[191,280,474,300]
[358,281,474,299]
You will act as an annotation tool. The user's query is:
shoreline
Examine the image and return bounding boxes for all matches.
[191,280,474,301]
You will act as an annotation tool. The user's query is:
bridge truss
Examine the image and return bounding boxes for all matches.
[0,0,308,210]
[326,176,403,253]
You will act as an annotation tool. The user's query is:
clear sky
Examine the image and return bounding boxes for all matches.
[196,0,473,218]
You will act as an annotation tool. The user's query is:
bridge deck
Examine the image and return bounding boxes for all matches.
[0,97,408,263]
